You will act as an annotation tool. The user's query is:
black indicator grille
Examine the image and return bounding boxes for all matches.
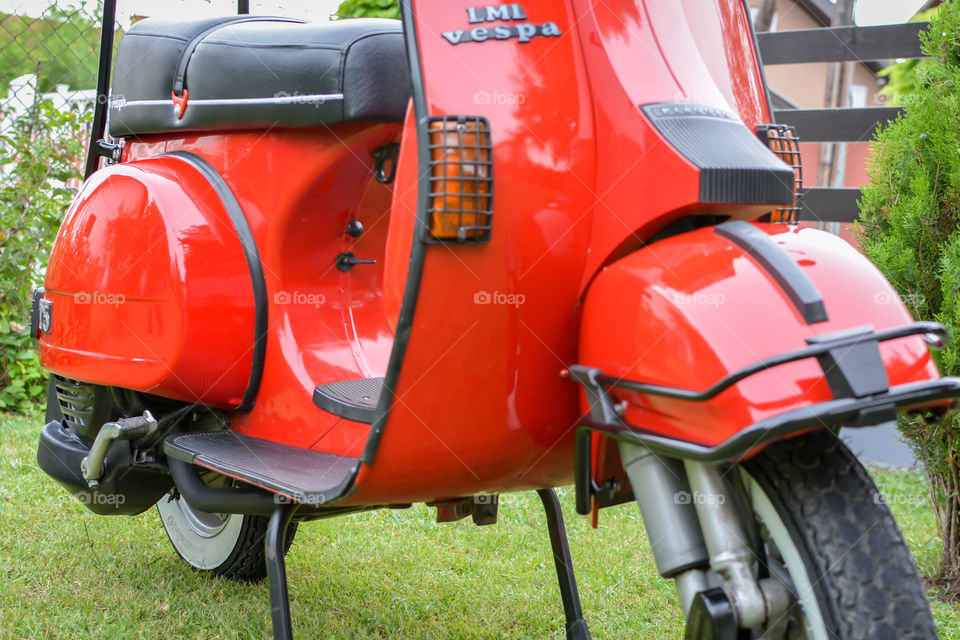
[425,115,493,243]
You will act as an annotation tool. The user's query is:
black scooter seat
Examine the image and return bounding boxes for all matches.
[110,17,409,136]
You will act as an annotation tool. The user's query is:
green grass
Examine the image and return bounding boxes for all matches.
[0,410,957,639]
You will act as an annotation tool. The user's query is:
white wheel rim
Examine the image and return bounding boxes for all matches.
[157,494,244,571]
[741,470,829,640]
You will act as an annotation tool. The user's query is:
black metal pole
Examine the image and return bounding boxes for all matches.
[238,0,250,14]
[536,489,592,640]
[266,502,297,640]
[83,0,117,179]
[574,429,592,515]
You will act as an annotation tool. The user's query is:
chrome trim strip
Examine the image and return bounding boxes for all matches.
[110,93,344,111]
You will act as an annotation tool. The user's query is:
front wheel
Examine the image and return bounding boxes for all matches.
[157,488,297,582]
[738,430,936,639]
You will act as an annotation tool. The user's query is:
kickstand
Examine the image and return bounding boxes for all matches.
[266,502,297,640]
[536,489,592,640]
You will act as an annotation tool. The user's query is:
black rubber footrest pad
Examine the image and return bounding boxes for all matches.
[313,377,383,423]
[165,431,359,503]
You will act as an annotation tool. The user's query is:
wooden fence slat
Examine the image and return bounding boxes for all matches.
[757,22,928,64]
[797,187,861,223]
[774,107,903,142]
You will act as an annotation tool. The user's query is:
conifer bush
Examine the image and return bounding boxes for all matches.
[858,0,960,578]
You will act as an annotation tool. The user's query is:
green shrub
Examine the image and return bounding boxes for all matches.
[877,7,941,105]
[0,100,87,412]
[858,1,960,577]
[334,0,400,20]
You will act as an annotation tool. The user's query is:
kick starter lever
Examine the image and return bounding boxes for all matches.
[80,411,158,488]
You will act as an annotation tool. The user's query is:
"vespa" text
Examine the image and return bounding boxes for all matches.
[443,4,562,46]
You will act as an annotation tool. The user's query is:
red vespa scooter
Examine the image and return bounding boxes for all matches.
[33,0,956,638]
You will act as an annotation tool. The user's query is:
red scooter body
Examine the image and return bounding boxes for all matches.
[34,2,959,638]
[38,0,947,505]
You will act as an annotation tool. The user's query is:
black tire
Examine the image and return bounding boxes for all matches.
[213,512,298,582]
[157,493,297,582]
[740,429,937,639]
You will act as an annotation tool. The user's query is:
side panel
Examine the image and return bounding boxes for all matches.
[656,0,771,128]
[573,0,777,289]
[46,123,401,445]
[348,0,784,504]
[159,125,402,450]
[346,0,597,504]
[40,158,255,407]
[383,102,418,333]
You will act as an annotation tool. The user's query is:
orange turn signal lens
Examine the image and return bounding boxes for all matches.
[427,116,493,242]
[757,124,802,224]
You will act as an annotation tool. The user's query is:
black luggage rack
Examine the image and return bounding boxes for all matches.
[568,321,960,514]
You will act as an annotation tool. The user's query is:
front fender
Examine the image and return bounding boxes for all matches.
[579,223,940,447]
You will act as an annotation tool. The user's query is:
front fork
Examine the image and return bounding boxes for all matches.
[618,443,791,631]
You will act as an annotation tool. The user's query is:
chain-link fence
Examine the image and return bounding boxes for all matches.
[0,2,106,171]
[0,1,110,410]
[0,0,346,176]
[0,1,341,410]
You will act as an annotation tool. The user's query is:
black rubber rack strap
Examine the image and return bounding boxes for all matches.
[173,16,305,97]
[714,220,828,324]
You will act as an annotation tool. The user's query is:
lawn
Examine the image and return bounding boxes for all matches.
[1,410,958,639]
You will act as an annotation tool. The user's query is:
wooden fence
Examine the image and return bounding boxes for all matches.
[756,22,928,222]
